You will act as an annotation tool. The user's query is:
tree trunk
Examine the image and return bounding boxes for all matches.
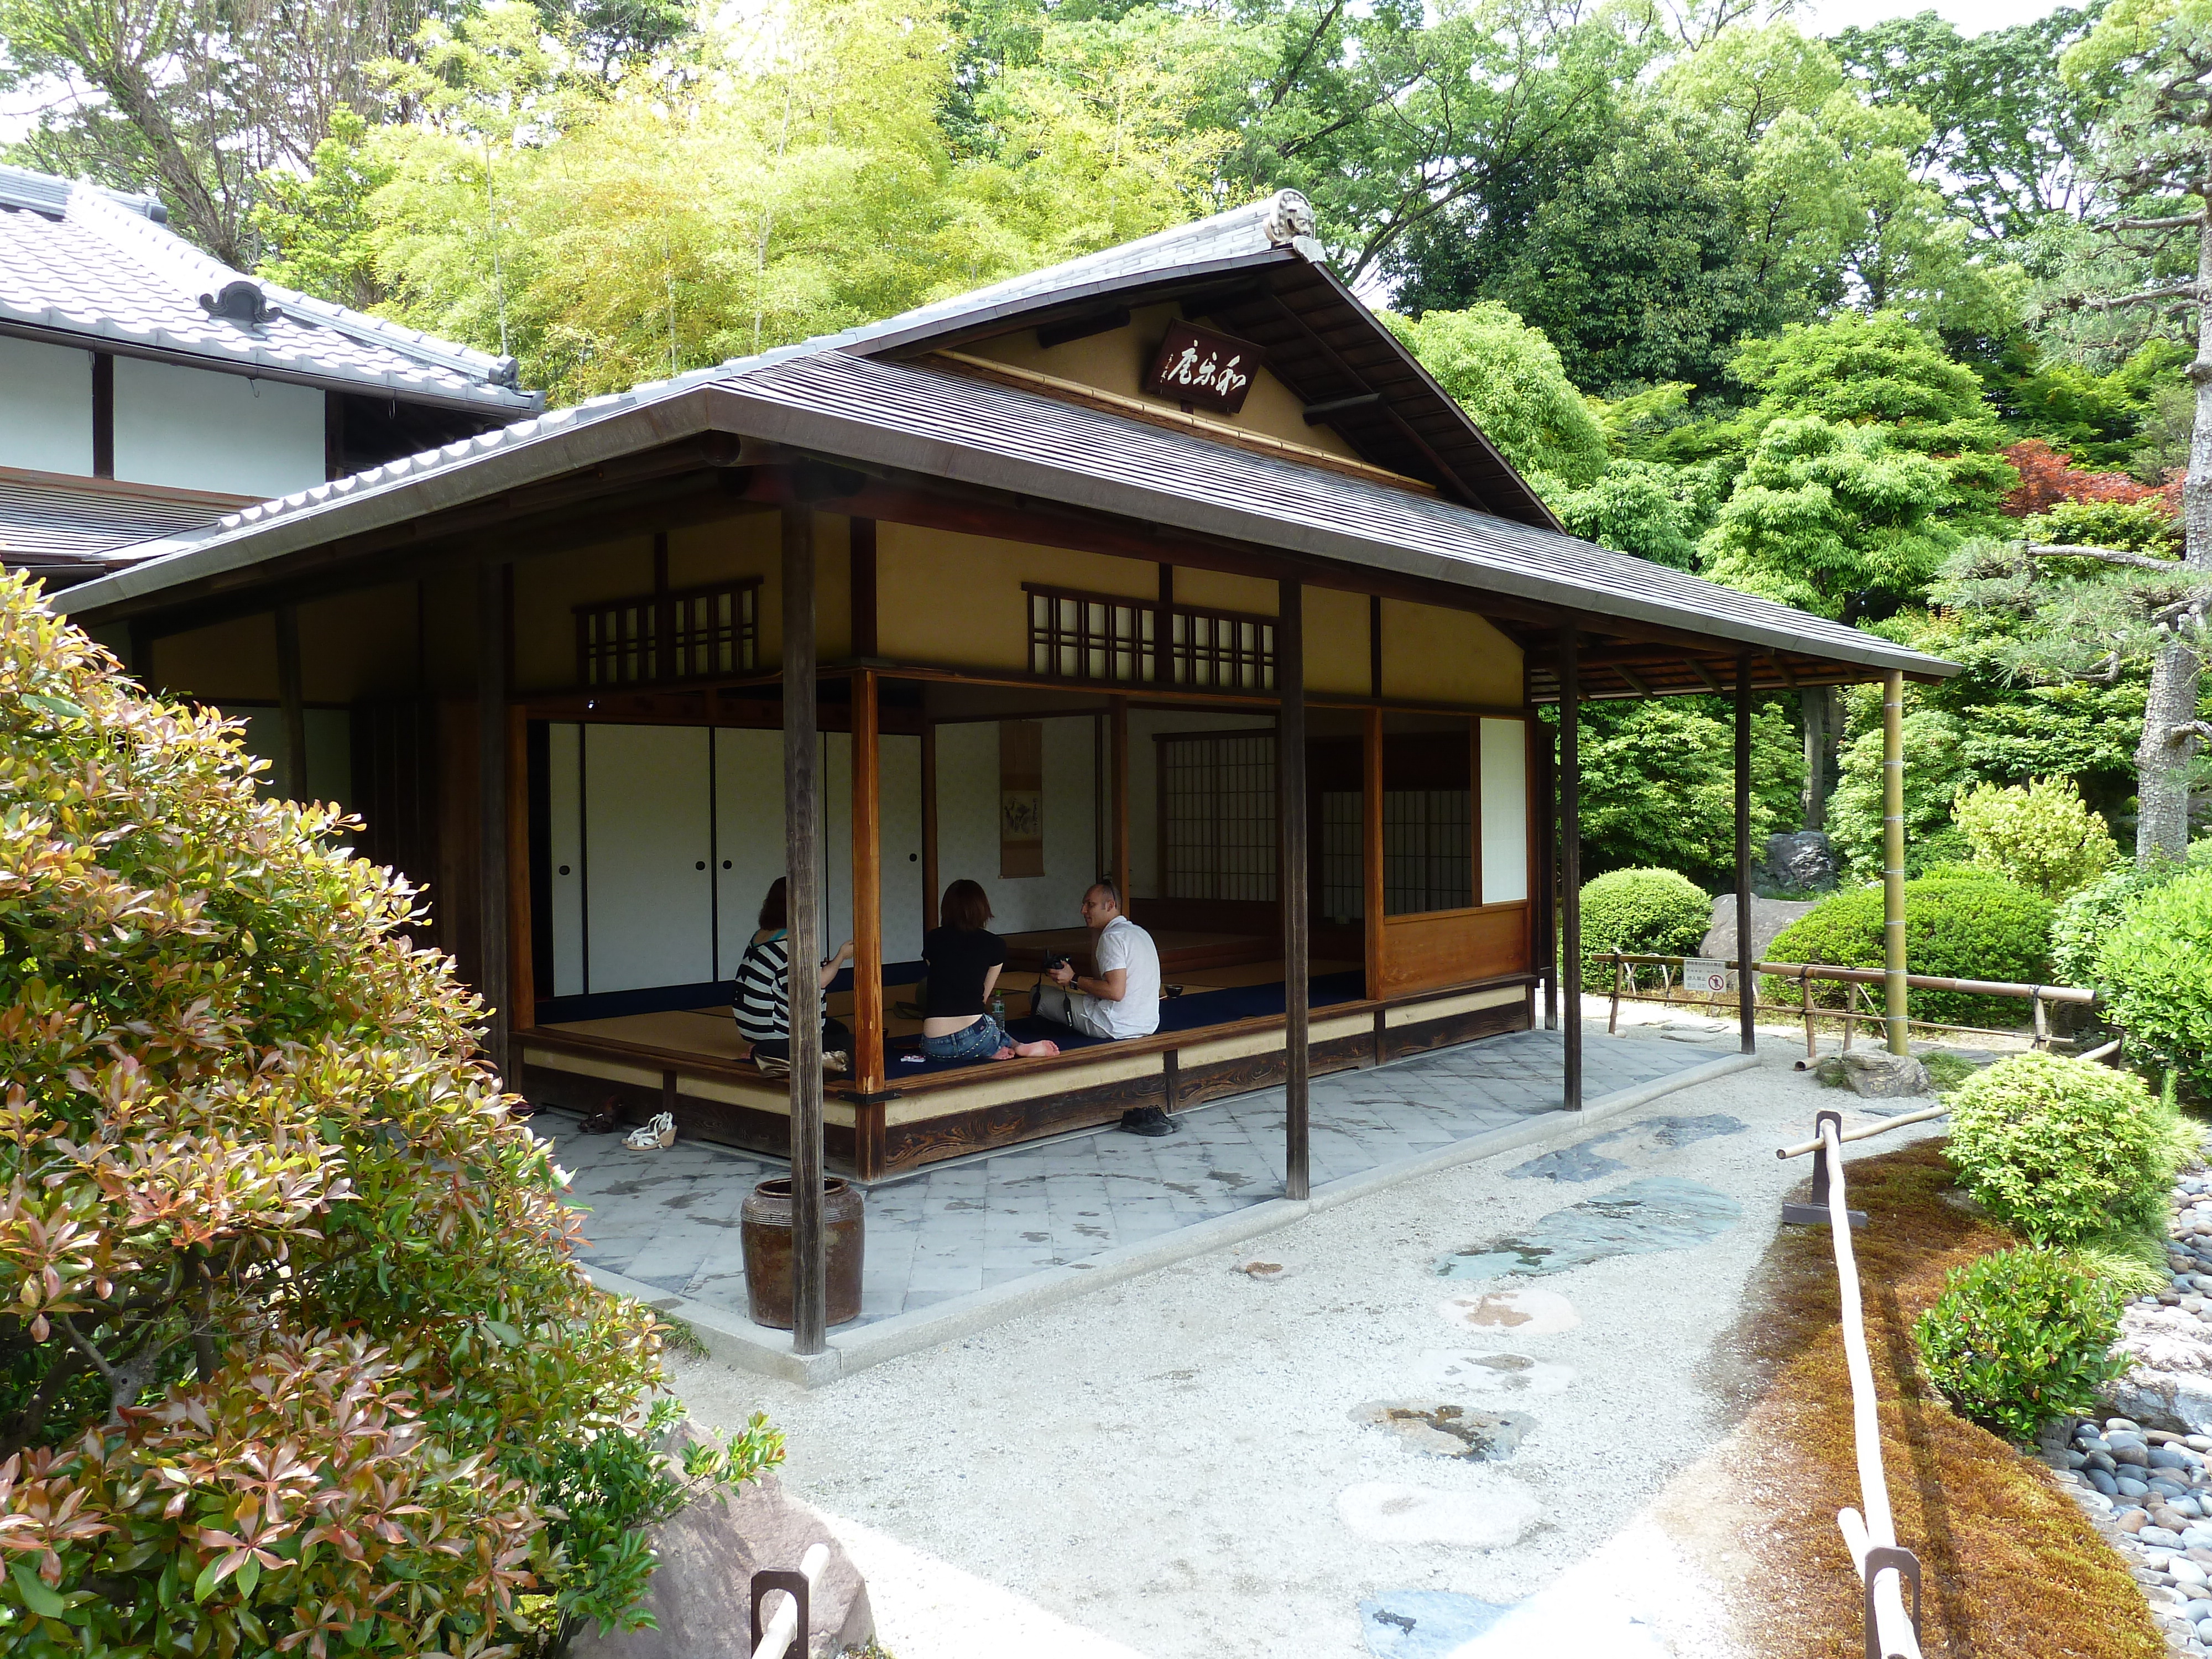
[1802,685,1837,832]
[2140,212,2212,865]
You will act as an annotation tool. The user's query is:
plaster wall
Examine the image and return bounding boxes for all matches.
[112,358,324,497]
[1379,598,1521,708]
[932,714,1099,936]
[0,336,93,475]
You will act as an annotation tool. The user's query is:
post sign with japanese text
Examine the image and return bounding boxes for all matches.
[1144,322,1264,414]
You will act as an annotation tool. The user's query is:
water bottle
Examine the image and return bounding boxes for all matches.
[992,990,1007,1027]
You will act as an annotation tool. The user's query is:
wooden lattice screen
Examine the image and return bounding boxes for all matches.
[1160,732,1278,902]
[1026,584,1275,690]
[576,579,759,687]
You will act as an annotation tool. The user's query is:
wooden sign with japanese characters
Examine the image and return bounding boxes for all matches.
[1144,322,1264,415]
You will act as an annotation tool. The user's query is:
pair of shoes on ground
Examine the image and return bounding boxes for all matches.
[624,1110,676,1150]
[1119,1105,1179,1138]
[577,1107,620,1134]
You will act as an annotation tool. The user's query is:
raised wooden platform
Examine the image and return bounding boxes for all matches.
[514,971,1536,1179]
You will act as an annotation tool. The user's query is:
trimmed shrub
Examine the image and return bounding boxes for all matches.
[0,573,754,1656]
[1765,869,2053,1027]
[2051,865,2172,987]
[1945,1052,2189,1243]
[1914,1245,2124,1443]
[2102,868,2212,1095]
[1579,867,1712,987]
[1953,775,2119,900]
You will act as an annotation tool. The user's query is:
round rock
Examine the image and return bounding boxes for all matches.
[1438,1288,1579,1337]
[1335,1478,1541,1548]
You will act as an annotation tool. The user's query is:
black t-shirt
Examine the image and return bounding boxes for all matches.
[922,926,1006,1019]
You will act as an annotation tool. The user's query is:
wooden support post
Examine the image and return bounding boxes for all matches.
[1279,580,1310,1201]
[1538,727,1556,1030]
[477,564,512,1083]
[851,517,878,659]
[782,505,827,1357]
[1735,651,1756,1055]
[508,703,534,1032]
[1110,695,1131,895]
[1802,967,1815,1060]
[1882,669,1908,1056]
[921,714,940,931]
[1559,627,1582,1111]
[851,667,883,1096]
[1362,705,1385,1001]
[274,603,307,801]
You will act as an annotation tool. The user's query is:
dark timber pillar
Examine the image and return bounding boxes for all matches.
[1279,580,1310,1200]
[1735,653,1756,1055]
[275,603,307,801]
[852,667,883,1097]
[1538,732,1557,1031]
[1559,628,1582,1111]
[477,564,512,1082]
[782,504,827,1356]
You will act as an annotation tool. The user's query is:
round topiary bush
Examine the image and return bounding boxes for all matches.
[1944,1052,2188,1243]
[1913,1245,2124,1444]
[2102,868,2212,1096]
[0,575,761,1655]
[1765,869,2053,1028]
[1578,867,1712,988]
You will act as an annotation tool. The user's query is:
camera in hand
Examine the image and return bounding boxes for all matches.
[1042,954,1073,975]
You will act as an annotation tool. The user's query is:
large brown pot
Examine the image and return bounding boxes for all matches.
[742,1177,865,1329]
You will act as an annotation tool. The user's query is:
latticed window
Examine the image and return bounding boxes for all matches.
[1383,790,1472,915]
[1026,586,1155,682]
[1319,790,1364,921]
[1160,732,1277,902]
[1025,584,1275,690]
[576,580,759,687]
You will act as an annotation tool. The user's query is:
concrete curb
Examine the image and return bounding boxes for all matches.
[591,1046,1766,1389]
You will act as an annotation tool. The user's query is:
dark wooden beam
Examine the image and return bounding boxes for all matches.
[274,602,306,800]
[91,353,113,481]
[783,504,827,1356]
[1363,706,1384,1000]
[1736,651,1756,1055]
[1686,659,1723,693]
[1369,593,1383,700]
[1614,663,1652,697]
[1304,393,1382,424]
[1279,578,1310,1201]
[851,517,878,659]
[852,667,883,1098]
[477,562,513,1083]
[1559,627,1582,1112]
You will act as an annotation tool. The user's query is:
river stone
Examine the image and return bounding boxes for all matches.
[2109,1371,2212,1437]
[569,1453,873,1659]
[1438,1287,1581,1335]
[1335,1478,1541,1548]
[1359,1590,1511,1657]
[1435,1178,1741,1281]
[1764,830,1840,894]
[1839,1051,1931,1099]
[1351,1400,1533,1462]
[1703,891,1819,962]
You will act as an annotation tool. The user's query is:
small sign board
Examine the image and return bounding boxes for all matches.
[1681,958,1736,994]
[1144,322,1264,414]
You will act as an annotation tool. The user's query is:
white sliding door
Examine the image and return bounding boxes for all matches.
[1479,717,1529,905]
[583,724,714,992]
[547,723,586,995]
[879,733,925,961]
[713,727,789,982]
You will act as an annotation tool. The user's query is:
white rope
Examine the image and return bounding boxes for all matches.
[1823,1120,1923,1659]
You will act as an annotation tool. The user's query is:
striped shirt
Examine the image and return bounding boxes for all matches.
[733,932,825,1042]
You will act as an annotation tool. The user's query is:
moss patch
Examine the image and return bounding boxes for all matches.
[1728,1141,2161,1659]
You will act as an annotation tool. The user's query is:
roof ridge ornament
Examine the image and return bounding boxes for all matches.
[1262,190,1317,247]
[199,279,283,327]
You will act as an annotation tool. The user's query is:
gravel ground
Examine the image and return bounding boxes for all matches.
[671,1035,1943,1658]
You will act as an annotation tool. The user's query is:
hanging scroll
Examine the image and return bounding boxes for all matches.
[1000,719,1045,878]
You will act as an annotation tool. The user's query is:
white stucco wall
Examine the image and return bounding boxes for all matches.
[934,716,1099,936]
[0,336,93,476]
[113,358,325,497]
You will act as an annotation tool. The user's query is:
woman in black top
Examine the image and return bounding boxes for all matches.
[920,880,1060,1062]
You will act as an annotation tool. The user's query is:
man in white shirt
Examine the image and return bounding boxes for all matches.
[1036,880,1162,1040]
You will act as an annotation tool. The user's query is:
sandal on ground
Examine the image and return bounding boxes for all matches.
[624,1111,676,1151]
[823,1051,852,1076]
[577,1107,619,1135]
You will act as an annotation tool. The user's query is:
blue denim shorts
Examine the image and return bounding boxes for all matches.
[920,1015,1006,1062]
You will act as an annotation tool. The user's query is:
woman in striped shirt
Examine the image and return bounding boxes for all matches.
[734,877,854,1071]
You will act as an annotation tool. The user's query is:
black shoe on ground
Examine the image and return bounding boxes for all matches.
[1120,1106,1178,1137]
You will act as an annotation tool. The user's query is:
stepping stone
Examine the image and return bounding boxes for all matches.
[1335,1478,1539,1547]
[1350,1399,1532,1460]
[1436,1178,1741,1281]
[1360,1590,1511,1657]
[1507,1115,1745,1183]
[1412,1350,1575,1398]
[1438,1287,1580,1335]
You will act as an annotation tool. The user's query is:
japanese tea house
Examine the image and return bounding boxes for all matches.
[54,191,1955,1201]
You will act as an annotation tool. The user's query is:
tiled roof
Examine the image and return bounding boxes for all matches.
[0,162,542,415]
[0,467,244,582]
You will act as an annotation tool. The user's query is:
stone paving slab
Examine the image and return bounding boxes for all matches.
[542,1029,1716,1328]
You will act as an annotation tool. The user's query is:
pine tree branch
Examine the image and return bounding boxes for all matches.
[2022,542,2191,572]
[2172,721,2212,744]
[2062,284,2206,311]
[2115,213,2210,229]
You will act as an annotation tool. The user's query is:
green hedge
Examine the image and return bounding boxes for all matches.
[1914,1246,2124,1444]
[1945,1051,2187,1243]
[2103,868,2212,1095]
[1578,867,1712,988]
[1765,869,2053,1027]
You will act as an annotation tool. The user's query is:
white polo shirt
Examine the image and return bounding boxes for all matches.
[1093,915,1162,1039]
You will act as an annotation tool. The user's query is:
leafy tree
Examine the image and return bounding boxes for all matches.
[1953,775,2121,898]
[1828,706,1972,877]
[1568,697,1798,884]
[0,570,741,1652]
[1552,461,1699,569]
[1384,301,1609,496]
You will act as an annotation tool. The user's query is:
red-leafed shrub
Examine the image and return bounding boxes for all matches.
[0,572,755,1657]
[2000,438,2172,518]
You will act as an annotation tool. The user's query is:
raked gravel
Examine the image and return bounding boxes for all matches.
[670,1038,1957,1658]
